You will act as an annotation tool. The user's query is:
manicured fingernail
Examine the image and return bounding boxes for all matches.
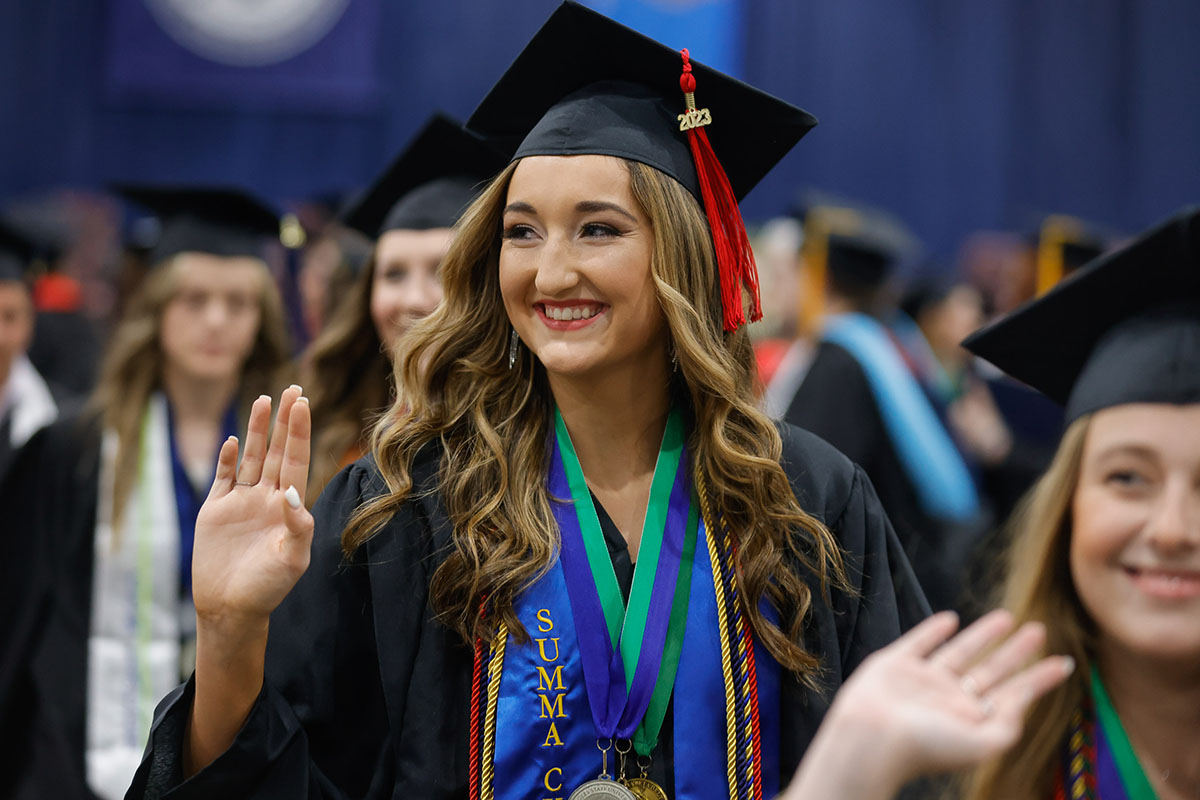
[285,485,302,509]
[296,396,309,405]
[258,394,271,402]
[1061,656,1075,675]
[227,435,238,443]
[289,384,303,393]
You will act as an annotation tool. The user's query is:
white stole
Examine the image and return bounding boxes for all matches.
[87,393,184,800]
[0,354,57,448]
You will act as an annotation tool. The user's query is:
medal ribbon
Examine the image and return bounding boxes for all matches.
[551,406,696,755]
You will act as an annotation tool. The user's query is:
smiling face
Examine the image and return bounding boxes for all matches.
[370,227,451,354]
[498,154,666,381]
[1070,403,1200,664]
[159,252,264,383]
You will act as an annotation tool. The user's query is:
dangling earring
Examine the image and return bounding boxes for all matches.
[508,328,520,370]
[668,339,679,373]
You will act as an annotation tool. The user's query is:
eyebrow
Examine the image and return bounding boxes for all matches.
[501,200,639,224]
[1093,443,1159,462]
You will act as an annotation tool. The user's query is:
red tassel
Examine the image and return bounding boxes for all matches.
[680,50,762,332]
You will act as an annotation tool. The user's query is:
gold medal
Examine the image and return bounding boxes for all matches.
[567,778,638,799]
[623,777,668,800]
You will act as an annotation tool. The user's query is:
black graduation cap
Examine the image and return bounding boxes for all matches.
[963,206,1200,423]
[467,1,815,203]
[0,218,36,283]
[115,185,283,266]
[342,114,509,238]
[466,1,816,331]
[1032,214,1114,295]
[794,193,922,290]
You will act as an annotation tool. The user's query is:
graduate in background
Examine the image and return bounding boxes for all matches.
[960,206,1200,800]
[781,203,987,611]
[0,220,57,483]
[303,114,508,501]
[0,187,294,799]
[128,4,929,798]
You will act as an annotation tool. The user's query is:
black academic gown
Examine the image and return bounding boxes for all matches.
[0,411,103,799]
[127,423,928,800]
[784,341,984,612]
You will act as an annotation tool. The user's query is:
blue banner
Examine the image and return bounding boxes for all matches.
[104,0,380,110]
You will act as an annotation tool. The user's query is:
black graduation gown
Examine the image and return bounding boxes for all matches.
[784,340,985,612]
[0,411,103,799]
[127,423,928,799]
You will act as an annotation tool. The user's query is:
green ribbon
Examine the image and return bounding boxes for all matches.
[553,407,698,755]
[1091,663,1159,800]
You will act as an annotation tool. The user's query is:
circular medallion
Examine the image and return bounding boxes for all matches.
[567,778,638,800]
[143,0,351,67]
[624,777,669,800]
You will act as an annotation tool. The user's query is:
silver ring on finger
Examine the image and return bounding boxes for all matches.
[960,673,982,696]
[234,481,255,487]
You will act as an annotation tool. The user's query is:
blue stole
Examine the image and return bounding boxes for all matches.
[822,312,980,522]
[165,401,238,597]
[488,456,781,799]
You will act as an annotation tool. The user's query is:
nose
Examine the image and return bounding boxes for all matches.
[1145,478,1200,553]
[532,235,580,297]
[400,272,442,319]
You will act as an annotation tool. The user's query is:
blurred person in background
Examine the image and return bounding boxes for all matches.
[781,202,987,612]
[0,186,294,800]
[0,220,57,483]
[960,206,1200,800]
[302,114,507,501]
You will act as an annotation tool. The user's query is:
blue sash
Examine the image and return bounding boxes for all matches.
[822,312,980,521]
[489,460,781,798]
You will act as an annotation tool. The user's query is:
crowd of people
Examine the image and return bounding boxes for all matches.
[1,3,1197,799]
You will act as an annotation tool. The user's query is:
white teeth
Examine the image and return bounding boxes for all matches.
[545,305,600,321]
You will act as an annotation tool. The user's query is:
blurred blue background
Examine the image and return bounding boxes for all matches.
[1,0,1197,254]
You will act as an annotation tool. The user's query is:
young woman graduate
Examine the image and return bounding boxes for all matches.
[0,187,294,800]
[956,206,1200,799]
[303,114,508,500]
[128,4,931,798]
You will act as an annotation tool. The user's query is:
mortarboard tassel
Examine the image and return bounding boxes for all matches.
[679,49,762,332]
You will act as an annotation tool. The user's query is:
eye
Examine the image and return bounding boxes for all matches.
[380,265,410,283]
[1105,469,1148,488]
[580,222,620,238]
[502,223,536,241]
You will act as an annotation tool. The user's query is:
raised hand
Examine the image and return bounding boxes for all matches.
[783,610,1074,799]
[192,385,314,625]
[185,386,313,776]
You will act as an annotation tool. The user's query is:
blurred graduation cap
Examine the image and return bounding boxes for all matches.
[0,218,36,283]
[466,0,817,330]
[1032,214,1114,296]
[964,206,1200,423]
[115,185,286,266]
[789,190,922,327]
[342,113,509,238]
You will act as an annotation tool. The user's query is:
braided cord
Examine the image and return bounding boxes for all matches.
[697,473,742,799]
[1061,704,1097,800]
[727,532,764,800]
[479,622,508,800]
[468,599,489,800]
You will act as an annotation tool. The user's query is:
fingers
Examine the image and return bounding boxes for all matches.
[964,622,1047,696]
[282,485,315,542]
[990,655,1076,722]
[208,436,240,499]
[889,611,961,658]
[262,385,303,488]
[930,609,1015,674]
[279,396,311,504]
[236,396,274,485]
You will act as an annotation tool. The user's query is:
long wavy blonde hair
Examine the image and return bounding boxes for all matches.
[89,255,294,526]
[963,415,1093,800]
[343,158,851,680]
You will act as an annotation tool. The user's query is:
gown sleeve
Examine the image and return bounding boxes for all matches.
[775,423,931,772]
[127,459,435,800]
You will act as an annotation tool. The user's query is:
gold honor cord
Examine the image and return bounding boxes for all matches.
[697,474,740,798]
[480,623,508,800]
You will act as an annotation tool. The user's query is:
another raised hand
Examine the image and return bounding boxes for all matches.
[186,386,313,777]
[783,610,1075,799]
